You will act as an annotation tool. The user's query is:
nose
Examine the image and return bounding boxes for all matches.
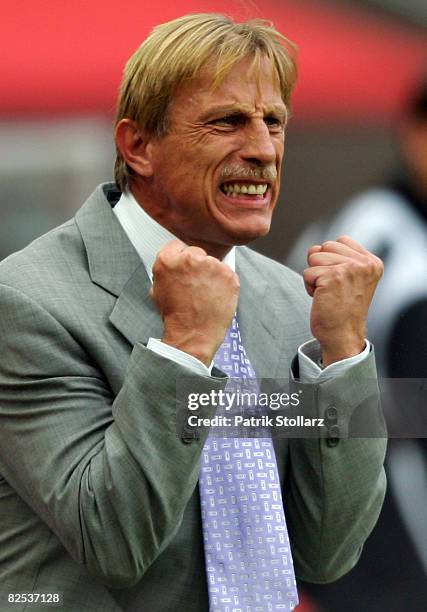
[239,119,277,166]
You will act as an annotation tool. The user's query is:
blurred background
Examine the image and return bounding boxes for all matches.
[1,0,426,261]
[1,1,426,610]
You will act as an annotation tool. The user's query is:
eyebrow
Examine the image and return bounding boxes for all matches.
[201,104,288,123]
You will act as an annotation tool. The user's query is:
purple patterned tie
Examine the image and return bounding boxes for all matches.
[199,315,299,611]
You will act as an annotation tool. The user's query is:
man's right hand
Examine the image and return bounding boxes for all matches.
[150,240,240,366]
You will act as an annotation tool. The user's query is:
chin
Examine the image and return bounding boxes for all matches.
[226,222,272,245]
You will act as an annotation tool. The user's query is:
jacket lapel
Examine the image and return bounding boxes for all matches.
[75,183,163,346]
[109,271,164,346]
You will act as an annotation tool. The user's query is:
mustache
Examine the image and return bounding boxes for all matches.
[220,164,277,182]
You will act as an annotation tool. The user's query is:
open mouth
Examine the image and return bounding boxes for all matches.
[220,181,269,198]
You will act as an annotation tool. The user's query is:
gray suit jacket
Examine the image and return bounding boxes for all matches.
[0,184,386,611]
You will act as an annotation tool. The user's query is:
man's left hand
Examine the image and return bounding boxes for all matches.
[303,235,383,367]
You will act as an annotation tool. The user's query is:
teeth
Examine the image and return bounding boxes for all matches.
[223,183,268,195]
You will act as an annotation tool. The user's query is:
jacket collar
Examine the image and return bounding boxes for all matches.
[75,183,163,344]
[75,183,144,297]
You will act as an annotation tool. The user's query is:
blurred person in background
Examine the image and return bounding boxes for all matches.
[288,76,427,611]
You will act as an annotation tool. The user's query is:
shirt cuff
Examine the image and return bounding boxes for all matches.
[147,338,214,377]
[298,338,371,382]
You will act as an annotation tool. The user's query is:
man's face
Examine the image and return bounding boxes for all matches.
[140,55,287,257]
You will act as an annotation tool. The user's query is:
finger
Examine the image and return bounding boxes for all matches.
[206,254,227,270]
[303,277,315,297]
[303,265,337,288]
[184,245,208,258]
[319,239,365,259]
[206,255,219,265]
[179,246,209,270]
[336,235,370,255]
[154,239,187,273]
[159,239,187,256]
[307,251,350,267]
[307,244,322,265]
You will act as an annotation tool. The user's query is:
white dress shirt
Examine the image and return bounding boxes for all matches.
[113,190,369,380]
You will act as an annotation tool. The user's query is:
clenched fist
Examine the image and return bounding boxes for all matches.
[303,235,383,367]
[150,240,240,366]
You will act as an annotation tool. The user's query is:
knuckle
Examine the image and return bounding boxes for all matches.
[215,261,233,280]
[162,241,179,258]
[360,256,378,277]
[232,272,240,288]
[374,256,384,277]
[349,260,362,275]
[227,268,239,285]
[333,265,347,281]
[187,246,207,257]
[358,253,368,262]
[155,251,165,265]
[302,268,311,281]
[166,240,180,252]
[156,247,174,267]
[366,260,377,276]
[321,240,335,251]
[180,250,191,264]
[182,249,200,265]
[152,257,164,274]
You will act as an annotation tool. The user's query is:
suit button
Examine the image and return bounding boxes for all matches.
[326,437,339,447]
[325,406,338,420]
[328,425,340,437]
[326,424,340,447]
[181,425,199,444]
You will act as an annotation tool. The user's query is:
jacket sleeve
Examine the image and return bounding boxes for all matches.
[285,348,387,583]
[0,282,226,587]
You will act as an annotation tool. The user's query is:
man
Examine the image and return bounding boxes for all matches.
[0,14,385,612]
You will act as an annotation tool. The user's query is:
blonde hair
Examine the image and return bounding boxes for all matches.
[114,13,298,191]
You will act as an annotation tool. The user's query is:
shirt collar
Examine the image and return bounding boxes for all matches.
[113,189,235,281]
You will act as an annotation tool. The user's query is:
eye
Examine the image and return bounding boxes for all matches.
[264,115,285,130]
[209,114,245,128]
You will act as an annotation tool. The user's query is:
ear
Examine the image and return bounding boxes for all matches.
[115,119,155,178]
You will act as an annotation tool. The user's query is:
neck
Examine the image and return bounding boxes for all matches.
[129,182,235,260]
